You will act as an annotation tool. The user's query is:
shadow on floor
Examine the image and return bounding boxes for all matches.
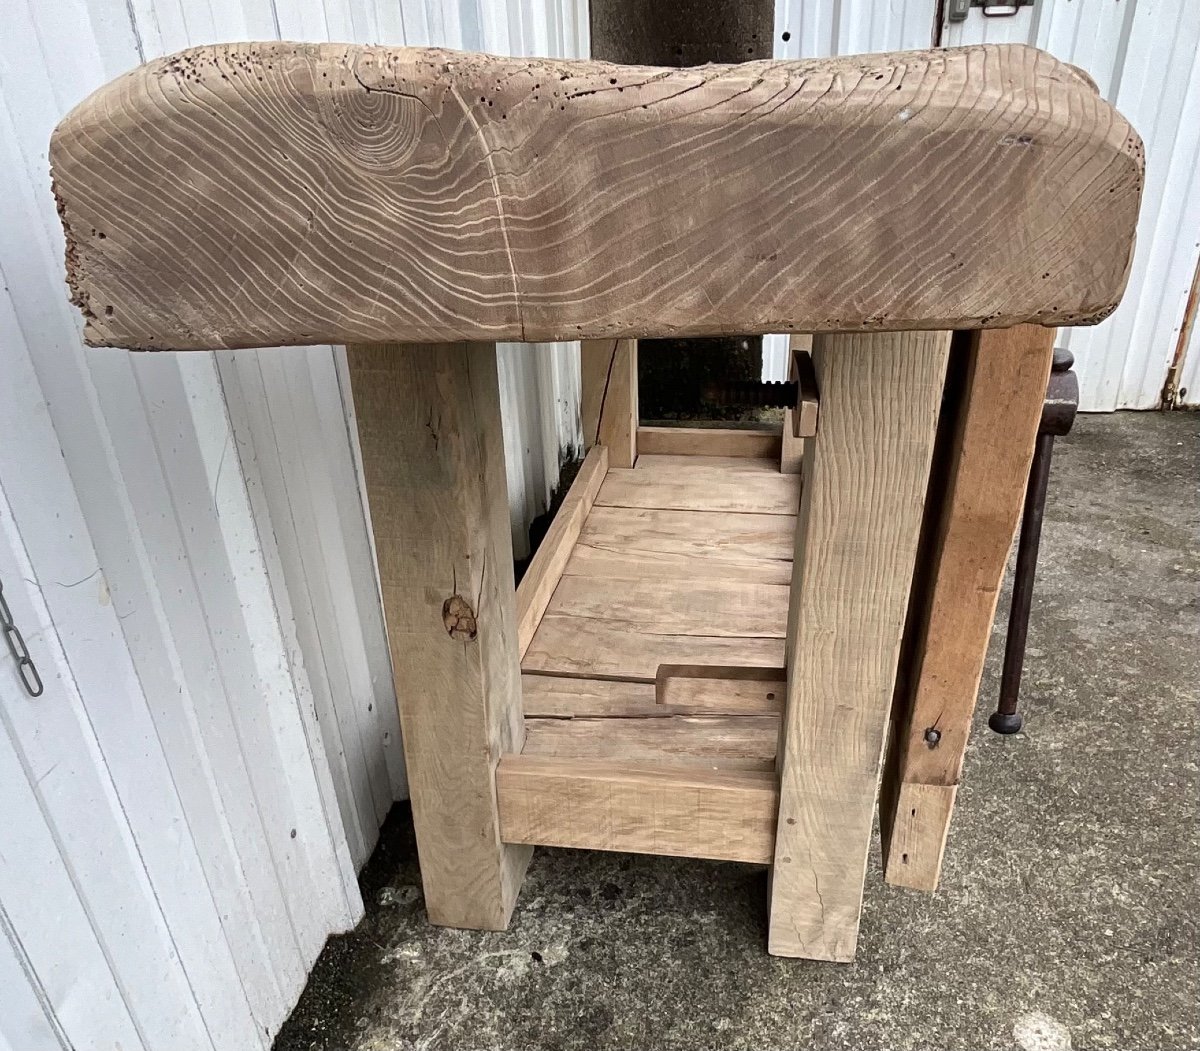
[275,412,1199,1051]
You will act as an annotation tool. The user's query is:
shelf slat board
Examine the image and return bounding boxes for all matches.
[522,715,779,772]
[511,452,792,862]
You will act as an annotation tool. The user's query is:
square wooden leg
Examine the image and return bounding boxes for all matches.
[346,342,531,930]
[769,330,949,960]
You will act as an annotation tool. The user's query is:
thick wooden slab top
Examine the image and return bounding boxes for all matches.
[51,43,1142,351]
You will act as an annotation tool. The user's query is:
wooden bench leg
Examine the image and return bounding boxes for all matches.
[882,325,1055,891]
[346,342,531,930]
[769,330,950,961]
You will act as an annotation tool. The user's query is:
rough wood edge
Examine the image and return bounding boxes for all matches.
[515,445,609,659]
[637,426,781,459]
[496,755,777,863]
[581,339,638,468]
[781,335,813,474]
[881,325,1055,892]
[792,350,819,438]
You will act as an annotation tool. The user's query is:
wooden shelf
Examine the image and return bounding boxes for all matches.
[506,451,796,863]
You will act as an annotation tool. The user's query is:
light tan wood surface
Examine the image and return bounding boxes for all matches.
[578,504,795,563]
[637,427,781,459]
[598,459,800,514]
[53,44,1141,350]
[581,339,638,468]
[515,445,608,658]
[655,665,787,713]
[547,575,789,639]
[497,757,777,863]
[882,325,1055,891]
[347,342,529,930]
[522,715,779,771]
[523,617,787,681]
[768,330,949,961]
[521,674,782,718]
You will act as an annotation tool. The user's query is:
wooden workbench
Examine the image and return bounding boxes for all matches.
[50,41,1142,961]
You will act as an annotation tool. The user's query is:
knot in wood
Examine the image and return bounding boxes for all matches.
[442,594,478,641]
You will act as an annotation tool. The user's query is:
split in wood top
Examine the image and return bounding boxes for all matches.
[52,42,1141,351]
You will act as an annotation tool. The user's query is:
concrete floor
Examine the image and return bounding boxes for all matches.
[275,411,1199,1051]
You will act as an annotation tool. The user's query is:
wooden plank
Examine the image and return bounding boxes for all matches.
[565,545,793,586]
[599,464,800,514]
[522,715,779,771]
[637,426,781,458]
[882,325,1055,891]
[769,329,949,961]
[346,341,529,931]
[791,349,820,438]
[521,674,781,717]
[781,336,812,474]
[524,615,786,681]
[547,575,789,638]
[515,445,608,658]
[578,504,794,562]
[580,339,637,468]
[53,44,1142,351]
[656,664,787,713]
[497,756,777,863]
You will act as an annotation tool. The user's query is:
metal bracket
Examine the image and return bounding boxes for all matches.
[949,0,1033,21]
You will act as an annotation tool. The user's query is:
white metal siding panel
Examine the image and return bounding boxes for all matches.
[946,0,1200,410]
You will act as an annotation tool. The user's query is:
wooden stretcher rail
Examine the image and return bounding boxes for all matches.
[497,756,778,864]
[51,43,1141,350]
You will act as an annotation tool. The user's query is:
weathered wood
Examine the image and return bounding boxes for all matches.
[521,674,781,718]
[791,350,820,438]
[497,756,777,863]
[578,504,795,565]
[346,341,529,930]
[769,330,949,961]
[637,426,780,459]
[598,458,800,514]
[581,339,638,468]
[547,575,789,639]
[515,444,608,658]
[565,545,794,586]
[882,325,1055,891]
[655,665,787,713]
[522,714,779,770]
[524,615,786,681]
[52,43,1142,351]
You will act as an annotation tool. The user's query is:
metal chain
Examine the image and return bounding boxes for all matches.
[0,576,43,698]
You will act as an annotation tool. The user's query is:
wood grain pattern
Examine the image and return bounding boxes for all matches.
[523,615,786,681]
[580,339,638,467]
[547,575,789,638]
[636,427,781,459]
[521,674,781,718]
[598,460,800,514]
[768,330,949,961]
[578,504,795,563]
[655,666,787,713]
[497,757,777,863]
[52,43,1142,350]
[346,342,529,930]
[522,715,779,771]
[515,444,608,658]
[882,325,1055,891]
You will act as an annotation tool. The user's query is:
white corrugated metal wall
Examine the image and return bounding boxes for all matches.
[0,1,585,1048]
[767,0,1200,410]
